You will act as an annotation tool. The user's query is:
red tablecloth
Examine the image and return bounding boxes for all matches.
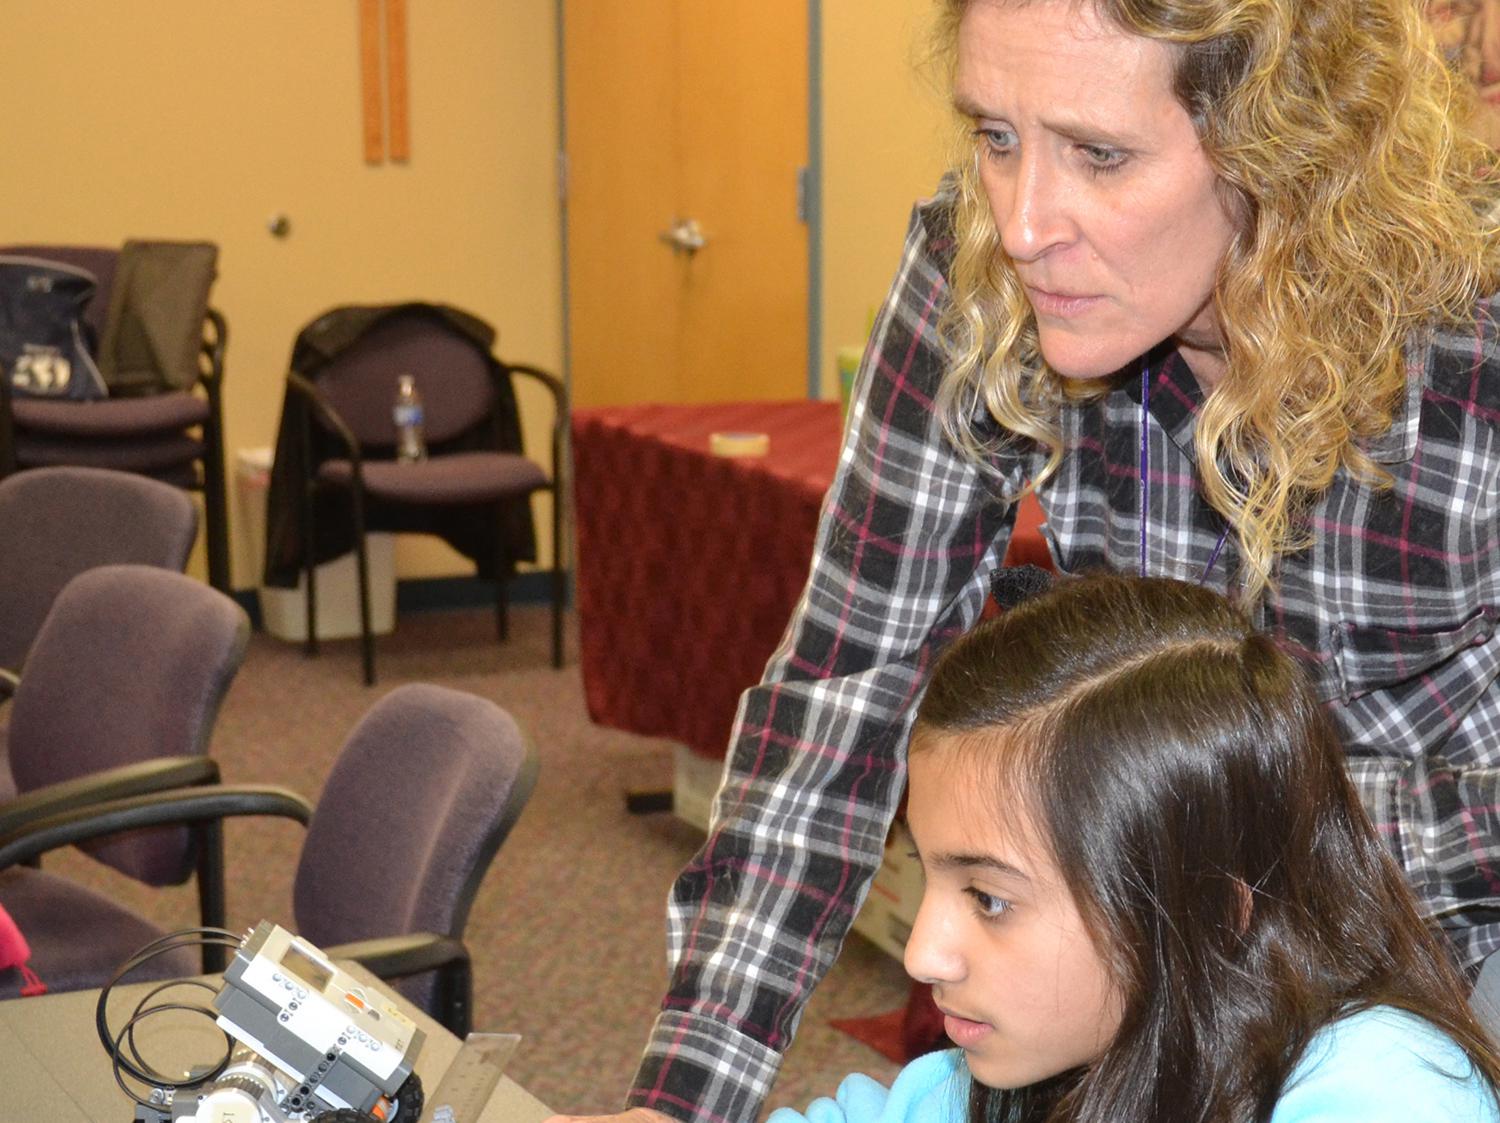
[571,400,1048,760]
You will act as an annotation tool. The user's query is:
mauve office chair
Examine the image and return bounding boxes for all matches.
[0,683,538,1035]
[0,465,198,701]
[0,565,249,996]
[0,242,229,592]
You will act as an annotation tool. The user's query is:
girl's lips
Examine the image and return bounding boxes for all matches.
[943,1012,995,1048]
[1025,285,1103,318]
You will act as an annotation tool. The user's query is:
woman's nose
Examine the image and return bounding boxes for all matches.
[995,152,1071,263]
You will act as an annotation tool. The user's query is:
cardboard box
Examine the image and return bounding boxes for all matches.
[236,447,396,641]
[851,818,923,960]
[672,745,725,832]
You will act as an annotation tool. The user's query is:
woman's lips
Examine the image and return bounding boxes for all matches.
[943,1012,995,1048]
[1025,285,1103,317]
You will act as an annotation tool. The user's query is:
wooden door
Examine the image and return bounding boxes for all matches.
[563,2,810,407]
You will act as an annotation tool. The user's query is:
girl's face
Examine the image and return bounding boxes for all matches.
[954,0,1237,389]
[903,738,1124,1089]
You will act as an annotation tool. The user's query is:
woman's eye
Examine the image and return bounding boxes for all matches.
[1080,144,1127,172]
[966,887,1011,918]
[973,126,1016,157]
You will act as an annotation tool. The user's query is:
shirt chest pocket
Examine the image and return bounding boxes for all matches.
[1324,606,1498,705]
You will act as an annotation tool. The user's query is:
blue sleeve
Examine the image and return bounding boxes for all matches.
[1271,1008,1500,1123]
[765,1050,969,1123]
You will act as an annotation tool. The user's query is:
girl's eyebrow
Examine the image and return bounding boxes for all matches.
[927,851,1032,881]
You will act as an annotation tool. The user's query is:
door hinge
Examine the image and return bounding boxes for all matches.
[557,151,569,202]
[796,165,811,224]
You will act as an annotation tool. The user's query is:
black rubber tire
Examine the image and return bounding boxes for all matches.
[391,1072,425,1123]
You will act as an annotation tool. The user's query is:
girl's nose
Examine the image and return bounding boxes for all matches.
[903,890,966,987]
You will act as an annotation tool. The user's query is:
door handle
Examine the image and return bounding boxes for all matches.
[657,218,707,256]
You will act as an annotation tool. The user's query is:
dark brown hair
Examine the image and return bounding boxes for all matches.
[913,574,1500,1122]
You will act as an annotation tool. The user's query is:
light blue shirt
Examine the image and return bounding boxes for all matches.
[1270,1006,1499,1122]
[766,1007,1498,1123]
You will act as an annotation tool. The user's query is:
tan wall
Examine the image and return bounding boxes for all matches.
[0,1,562,588]
[2,1,952,589]
[819,0,954,400]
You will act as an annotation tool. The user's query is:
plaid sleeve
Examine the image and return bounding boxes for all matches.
[626,194,1025,1122]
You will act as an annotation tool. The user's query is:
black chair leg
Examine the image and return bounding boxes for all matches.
[352,487,375,686]
[551,485,565,668]
[494,511,510,643]
[303,484,319,657]
[203,449,231,595]
[550,568,564,668]
[437,958,474,1039]
[196,819,228,973]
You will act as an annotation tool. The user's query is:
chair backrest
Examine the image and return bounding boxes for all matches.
[0,245,117,344]
[0,466,198,673]
[6,565,249,884]
[312,309,498,449]
[292,683,537,981]
[98,240,218,395]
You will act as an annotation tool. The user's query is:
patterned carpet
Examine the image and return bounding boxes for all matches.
[44,604,907,1118]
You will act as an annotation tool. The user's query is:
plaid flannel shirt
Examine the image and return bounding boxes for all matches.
[627,185,1500,1123]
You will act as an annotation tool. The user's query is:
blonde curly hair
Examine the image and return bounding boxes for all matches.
[933,0,1500,601]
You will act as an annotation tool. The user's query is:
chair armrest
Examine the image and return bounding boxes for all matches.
[0,756,220,838]
[324,932,470,982]
[286,370,363,466]
[199,307,228,391]
[505,363,567,413]
[0,783,312,869]
[504,363,569,494]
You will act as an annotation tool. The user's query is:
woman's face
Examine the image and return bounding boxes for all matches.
[955,0,1237,387]
[903,740,1124,1089]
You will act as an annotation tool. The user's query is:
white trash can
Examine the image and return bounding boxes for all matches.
[236,447,396,642]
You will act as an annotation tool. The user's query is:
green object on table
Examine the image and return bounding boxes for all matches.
[837,345,863,417]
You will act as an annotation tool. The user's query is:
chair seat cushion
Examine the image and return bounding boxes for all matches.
[11,392,210,438]
[15,432,206,473]
[0,868,196,998]
[318,451,548,505]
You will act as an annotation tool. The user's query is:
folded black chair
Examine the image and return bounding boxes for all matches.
[0,242,230,592]
[265,303,567,685]
[0,683,538,1036]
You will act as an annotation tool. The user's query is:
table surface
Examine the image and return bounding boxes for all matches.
[571,399,1050,760]
[0,968,552,1122]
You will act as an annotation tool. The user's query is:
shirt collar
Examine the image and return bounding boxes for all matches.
[1128,339,1423,468]
[1361,326,1427,465]
[1126,346,1203,460]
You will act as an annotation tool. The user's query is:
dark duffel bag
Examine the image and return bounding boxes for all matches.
[0,254,107,400]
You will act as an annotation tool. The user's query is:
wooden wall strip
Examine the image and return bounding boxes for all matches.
[359,0,384,163]
[386,0,410,161]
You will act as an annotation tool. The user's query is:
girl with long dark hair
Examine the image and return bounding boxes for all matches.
[770,576,1500,1122]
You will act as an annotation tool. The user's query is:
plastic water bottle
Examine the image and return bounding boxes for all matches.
[393,373,427,463]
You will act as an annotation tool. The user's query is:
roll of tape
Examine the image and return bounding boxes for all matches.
[710,431,770,457]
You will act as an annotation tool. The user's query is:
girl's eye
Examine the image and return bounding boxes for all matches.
[966,887,1012,919]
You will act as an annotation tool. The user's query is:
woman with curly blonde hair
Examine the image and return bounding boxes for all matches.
[551,4,1500,1123]
[936,0,1500,602]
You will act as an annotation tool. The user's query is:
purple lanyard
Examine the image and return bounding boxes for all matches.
[1139,358,1230,583]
